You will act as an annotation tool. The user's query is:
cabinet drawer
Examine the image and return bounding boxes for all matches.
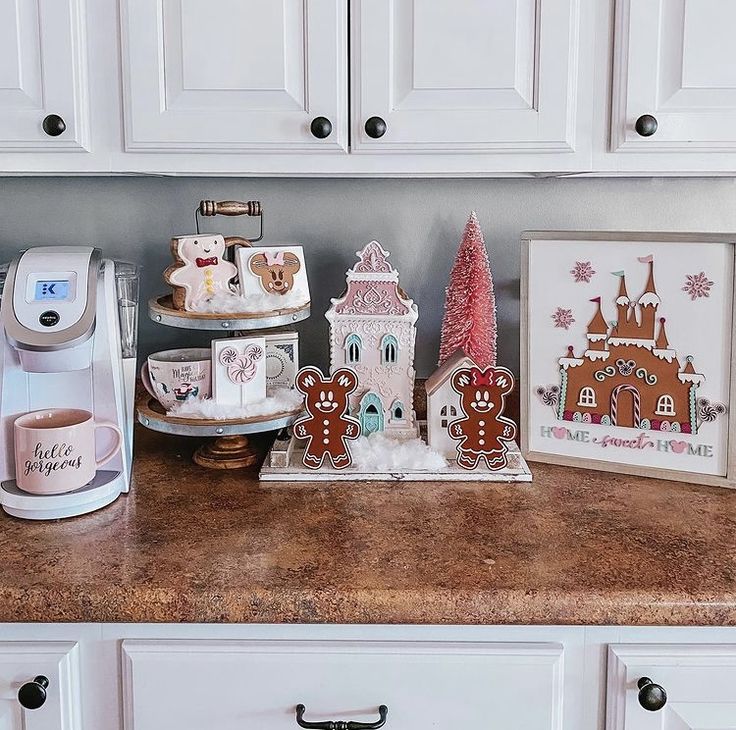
[607,644,736,729]
[122,639,565,730]
[0,641,81,730]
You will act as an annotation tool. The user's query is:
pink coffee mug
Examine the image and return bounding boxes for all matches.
[14,409,122,495]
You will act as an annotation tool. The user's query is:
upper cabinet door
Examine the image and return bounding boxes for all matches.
[0,0,89,152]
[612,0,736,153]
[351,0,586,157]
[120,0,347,153]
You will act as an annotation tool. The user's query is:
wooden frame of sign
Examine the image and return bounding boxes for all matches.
[521,231,736,488]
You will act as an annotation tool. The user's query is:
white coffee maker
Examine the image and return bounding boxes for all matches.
[0,246,138,519]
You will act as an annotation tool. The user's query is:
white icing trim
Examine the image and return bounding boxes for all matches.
[638,292,661,307]
[584,350,610,361]
[558,357,584,369]
[607,337,655,348]
[586,333,607,341]
[652,349,676,362]
[615,296,630,305]
[678,373,705,384]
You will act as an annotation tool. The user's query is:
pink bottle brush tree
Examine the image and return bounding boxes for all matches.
[438,211,497,368]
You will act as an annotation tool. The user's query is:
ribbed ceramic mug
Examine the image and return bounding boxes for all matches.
[141,348,211,410]
[14,409,122,495]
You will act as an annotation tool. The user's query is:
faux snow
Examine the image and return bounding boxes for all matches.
[350,431,448,472]
[168,387,303,420]
[189,288,309,314]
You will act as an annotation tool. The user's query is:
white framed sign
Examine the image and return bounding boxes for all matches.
[521,231,736,488]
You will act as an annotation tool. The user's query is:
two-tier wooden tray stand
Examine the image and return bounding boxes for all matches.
[136,198,309,469]
[137,296,309,468]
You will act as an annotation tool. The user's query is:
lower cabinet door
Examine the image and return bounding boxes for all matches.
[122,639,566,729]
[607,644,736,729]
[0,641,81,730]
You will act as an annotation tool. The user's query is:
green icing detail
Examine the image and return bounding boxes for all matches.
[557,368,568,420]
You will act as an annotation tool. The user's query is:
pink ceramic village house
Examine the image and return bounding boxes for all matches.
[326,241,419,437]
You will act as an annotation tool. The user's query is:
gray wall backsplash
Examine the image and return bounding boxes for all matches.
[1,176,735,377]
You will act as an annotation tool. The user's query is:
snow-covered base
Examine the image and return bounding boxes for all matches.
[261,430,532,482]
[167,387,303,420]
[350,432,448,472]
[189,288,309,314]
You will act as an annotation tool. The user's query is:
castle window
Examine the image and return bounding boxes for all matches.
[381,334,399,364]
[392,401,405,421]
[655,394,676,416]
[440,404,457,428]
[345,333,362,364]
[577,386,597,407]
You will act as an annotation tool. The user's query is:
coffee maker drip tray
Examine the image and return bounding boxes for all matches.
[0,470,124,520]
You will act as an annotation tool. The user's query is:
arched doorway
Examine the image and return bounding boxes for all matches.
[358,392,384,434]
[610,384,641,428]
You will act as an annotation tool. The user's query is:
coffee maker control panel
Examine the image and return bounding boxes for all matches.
[2,247,99,350]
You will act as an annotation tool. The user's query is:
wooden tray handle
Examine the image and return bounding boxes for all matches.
[224,236,252,248]
[199,200,262,217]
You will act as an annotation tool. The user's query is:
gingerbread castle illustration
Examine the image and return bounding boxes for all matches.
[326,241,418,437]
[558,256,704,433]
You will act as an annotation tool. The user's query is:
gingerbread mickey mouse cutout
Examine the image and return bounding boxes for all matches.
[248,250,301,295]
[448,366,517,470]
[292,366,361,470]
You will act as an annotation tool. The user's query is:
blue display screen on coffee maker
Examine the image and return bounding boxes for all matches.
[34,280,70,301]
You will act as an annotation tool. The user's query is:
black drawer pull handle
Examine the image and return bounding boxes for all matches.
[18,675,49,709]
[295,703,388,729]
[637,677,667,711]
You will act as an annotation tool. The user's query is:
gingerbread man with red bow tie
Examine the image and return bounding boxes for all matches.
[165,233,239,310]
[448,366,517,471]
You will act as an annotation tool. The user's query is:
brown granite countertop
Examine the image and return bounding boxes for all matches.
[1,426,735,626]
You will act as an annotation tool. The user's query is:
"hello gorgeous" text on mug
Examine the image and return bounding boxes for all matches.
[24,441,83,477]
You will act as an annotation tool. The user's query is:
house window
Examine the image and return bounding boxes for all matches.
[655,394,676,416]
[345,333,362,364]
[440,404,457,428]
[577,386,597,407]
[392,401,404,420]
[381,334,399,364]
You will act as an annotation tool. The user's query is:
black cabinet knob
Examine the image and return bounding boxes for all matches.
[18,675,49,710]
[296,703,388,729]
[364,116,387,139]
[42,114,66,137]
[635,114,658,137]
[637,677,667,711]
[310,117,332,139]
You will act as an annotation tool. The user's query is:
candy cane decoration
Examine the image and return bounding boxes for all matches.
[610,384,641,428]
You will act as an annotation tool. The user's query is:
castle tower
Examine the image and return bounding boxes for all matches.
[613,272,634,338]
[637,256,661,339]
[584,297,610,360]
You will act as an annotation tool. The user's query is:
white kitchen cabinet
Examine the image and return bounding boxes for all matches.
[607,644,736,730]
[0,0,89,153]
[0,641,81,730]
[610,0,736,169]
[119,0,347,154]
[121,638,569,730]
[352,0,590,167]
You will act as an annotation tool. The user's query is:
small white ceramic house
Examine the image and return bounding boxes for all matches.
[426,350,478,458]
[326,241,418,437]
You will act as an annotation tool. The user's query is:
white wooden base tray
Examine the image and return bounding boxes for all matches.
[260,435,533,483]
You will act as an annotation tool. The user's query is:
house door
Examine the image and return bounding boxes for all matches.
[610,385,640,428]
[359,392,384,434]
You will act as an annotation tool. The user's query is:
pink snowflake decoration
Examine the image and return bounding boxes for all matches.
[571,261,595,283]
[551,307,575,330]
[682,272,714,301]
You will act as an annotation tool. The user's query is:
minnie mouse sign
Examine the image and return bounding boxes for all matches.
[448,365,517,470]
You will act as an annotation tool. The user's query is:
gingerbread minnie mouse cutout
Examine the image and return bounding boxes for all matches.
[448,366,517,470]
[293,366,361,470]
